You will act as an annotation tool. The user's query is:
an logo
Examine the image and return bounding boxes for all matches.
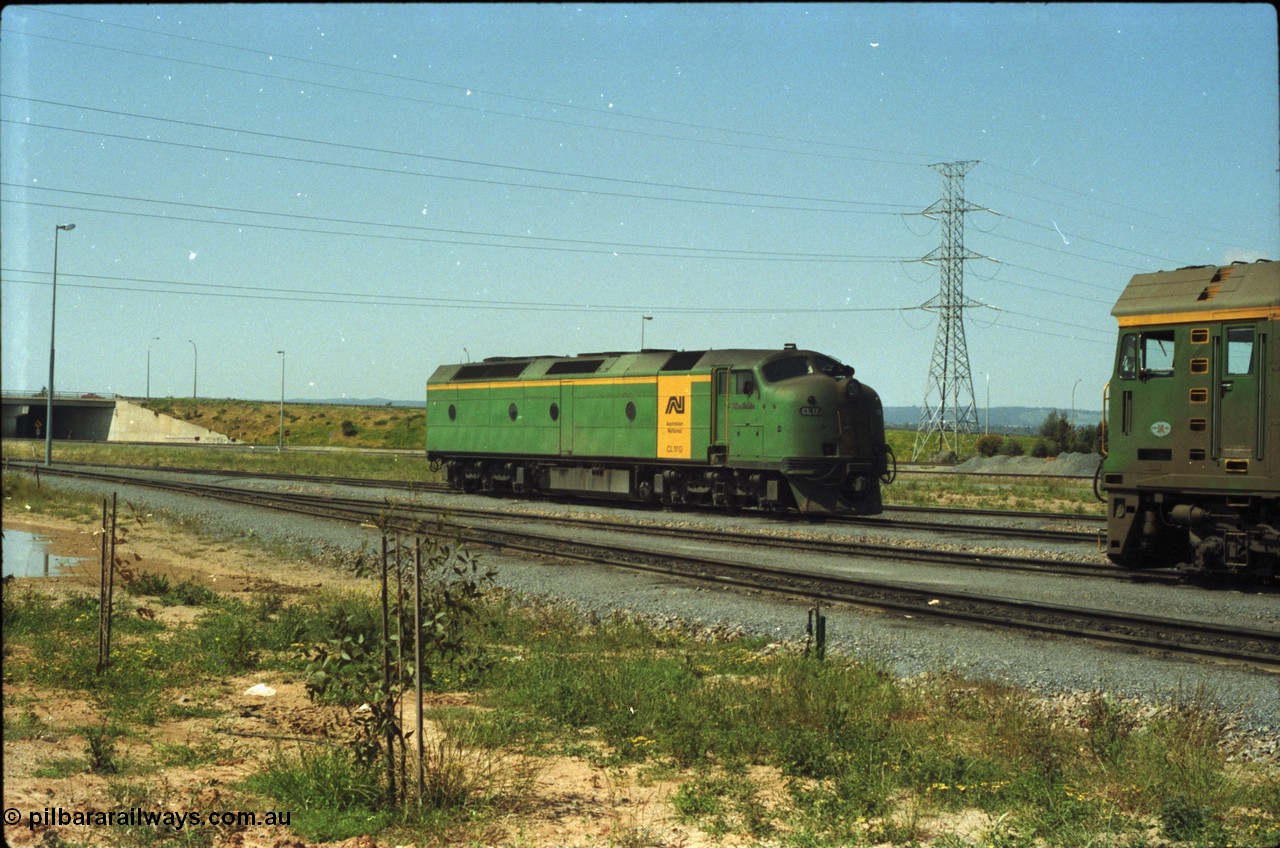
[1150,421,1172,437]
[665,396,685,415]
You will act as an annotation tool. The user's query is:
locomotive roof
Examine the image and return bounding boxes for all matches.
[429,346,837,384]
[1112,259,1278,326]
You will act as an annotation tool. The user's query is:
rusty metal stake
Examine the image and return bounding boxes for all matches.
[806,603,826,662]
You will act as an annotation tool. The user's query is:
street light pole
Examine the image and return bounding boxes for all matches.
[641,315,653,349]
[1071,378,1082,430]
[188,340,198,399]
[45,223,75,467]
[146,337,160,401]
[277,350,286,453]
[985,373,990,436]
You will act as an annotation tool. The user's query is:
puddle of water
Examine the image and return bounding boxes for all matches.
[2,529,90,578]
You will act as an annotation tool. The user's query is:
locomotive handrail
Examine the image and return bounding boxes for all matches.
[880,445,897,485]
[1099,382,1109,458]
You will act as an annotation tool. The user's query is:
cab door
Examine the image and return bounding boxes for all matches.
[1216,324,1263,458]
[710,367,729,463]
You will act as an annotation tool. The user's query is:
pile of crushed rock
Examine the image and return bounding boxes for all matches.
[954,451,1103,477]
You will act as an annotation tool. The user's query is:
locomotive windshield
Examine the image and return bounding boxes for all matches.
[762,354,854,383]
[1141,330,1176,376]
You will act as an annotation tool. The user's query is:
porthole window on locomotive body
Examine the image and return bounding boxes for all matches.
[448,404,457,421]
[508,403,518,421]
[550,403,559,421]
[625,401,636,422]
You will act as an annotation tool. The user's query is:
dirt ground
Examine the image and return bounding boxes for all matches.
[9,512,998,848]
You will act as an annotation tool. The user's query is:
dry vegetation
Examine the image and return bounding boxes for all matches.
[141,398,425,449]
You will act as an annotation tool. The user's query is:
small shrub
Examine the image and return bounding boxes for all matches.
[999,438,1026,457]
[161,579,218,607]
[975,434,1005,457]
[341,420,358,437]
[127,571,171,597]
[1160,794,1213,842]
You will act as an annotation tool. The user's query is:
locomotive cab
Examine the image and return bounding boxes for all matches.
[721,350,889,513]
[1101,260,1278,580]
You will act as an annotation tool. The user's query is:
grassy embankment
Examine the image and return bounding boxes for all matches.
[141,397,426,449]
[2,474,1275,847]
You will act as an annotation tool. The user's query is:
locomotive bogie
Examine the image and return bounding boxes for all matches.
[1101,260,1278,580]
[427,346,890,516]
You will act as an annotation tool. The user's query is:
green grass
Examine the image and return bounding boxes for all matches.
[6,578,1276,847]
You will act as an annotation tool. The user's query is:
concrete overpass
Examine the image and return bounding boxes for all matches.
[1,392,233,444]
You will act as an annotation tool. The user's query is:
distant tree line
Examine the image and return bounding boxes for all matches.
[974,411,1100,459]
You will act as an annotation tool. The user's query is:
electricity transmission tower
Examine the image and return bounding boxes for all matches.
[912,161,987,461]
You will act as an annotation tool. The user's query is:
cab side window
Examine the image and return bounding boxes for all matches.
[1226,326,1255,375]
[1117,333,1137,379]
[733,370,756,395]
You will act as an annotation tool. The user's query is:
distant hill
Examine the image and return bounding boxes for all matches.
[883,406,1103,433]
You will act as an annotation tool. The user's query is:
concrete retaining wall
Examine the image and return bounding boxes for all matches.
[108,400,234,443]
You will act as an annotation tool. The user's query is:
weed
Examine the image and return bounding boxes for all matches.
[84,724,121,774]
[247,745,393,842]
[127,571,171,597]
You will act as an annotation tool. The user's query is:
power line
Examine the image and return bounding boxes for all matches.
[14,7,952,164]
[5,26,938,170]
[2,95,917,214]
[1,118,916,218]
[0,268,925,315]
[1,196,915,264]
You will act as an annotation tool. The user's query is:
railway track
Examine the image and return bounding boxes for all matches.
[6,458,1102,547]
[10,461,1278,673]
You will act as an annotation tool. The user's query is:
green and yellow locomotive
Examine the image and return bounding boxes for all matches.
[426,345,890,515]
[1101,259,1278,579]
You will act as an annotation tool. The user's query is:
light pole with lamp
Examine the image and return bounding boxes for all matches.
[277,350,286,453]
[188,340,198,399]
[45,222,76,467]
[146,337,160,402]
[641,315,652,349]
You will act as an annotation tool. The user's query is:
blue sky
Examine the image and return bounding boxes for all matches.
[2,3,1276,412]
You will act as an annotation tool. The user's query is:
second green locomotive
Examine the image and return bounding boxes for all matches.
[1101,259,1278,579]
[426,345,890,515]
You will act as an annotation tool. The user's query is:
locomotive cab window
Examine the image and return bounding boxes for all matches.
[1117,333,1137,379]
[762,356,809,383]
[1226,326,1255,375]
[1140,330,1175,377]
[733,369,757,395]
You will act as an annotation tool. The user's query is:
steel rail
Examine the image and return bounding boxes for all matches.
[13,462,1276,671]
[5,458,1102,545]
